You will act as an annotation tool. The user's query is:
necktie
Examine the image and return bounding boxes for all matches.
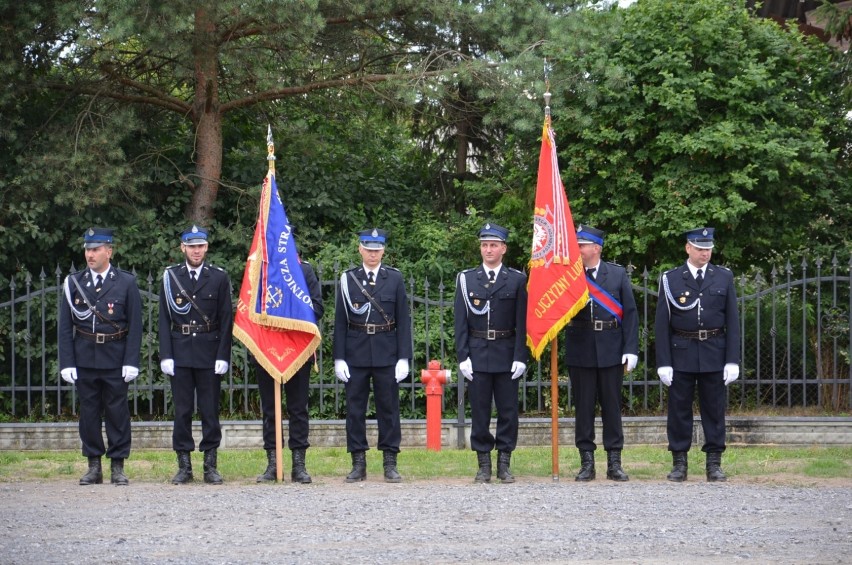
[585,268,595,280]
[95,274,103,292]
[190,270,197,288]
[488,270,495,283]
[367,271,375,285]
[696,268,703,285]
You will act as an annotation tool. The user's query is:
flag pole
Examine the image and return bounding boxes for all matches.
[267,125,285,483]
[543,86,561,482]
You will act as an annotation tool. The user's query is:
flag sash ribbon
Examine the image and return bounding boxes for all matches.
[586,278,624,321]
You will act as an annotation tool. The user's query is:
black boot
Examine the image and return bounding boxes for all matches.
[203,449,223,484]
[383,451,402,483]
[110,458,129,486]
[705,452,727,482]
[345,451,366,483]
[496,451,515,483]
[474,451,492,483]
[79,456,103,485]
[257,449,276,483]
[291,448,312,484]
[606,450,629,482]
[667,451,688,482]
[575,450,595,482]
[171,451,194,484]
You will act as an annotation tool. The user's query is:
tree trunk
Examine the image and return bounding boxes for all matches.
[186,5,223,226]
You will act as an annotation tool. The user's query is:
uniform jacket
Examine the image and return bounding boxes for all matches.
[454,265,528,373]
[564,261,639,368]
[655,261,740,372]
[158,262,234,369]
[301,260,325,322]
[333,265,412,368]
[58,267,143,370]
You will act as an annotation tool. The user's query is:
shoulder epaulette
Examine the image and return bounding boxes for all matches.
[508,267,525,274]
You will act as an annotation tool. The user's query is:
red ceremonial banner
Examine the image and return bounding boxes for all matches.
[526,118,588,360]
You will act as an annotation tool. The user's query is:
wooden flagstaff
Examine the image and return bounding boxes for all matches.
[267,126,285,483]
[550,337,559,481]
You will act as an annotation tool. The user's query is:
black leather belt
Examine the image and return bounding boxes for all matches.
[75,328,128,343]
[470,329,515,340]
[674,328,724,341]
[569,319,619,331]
[172,322,219,335]
[348,322,396,334]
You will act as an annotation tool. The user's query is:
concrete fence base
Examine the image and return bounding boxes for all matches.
[1,416,850,451]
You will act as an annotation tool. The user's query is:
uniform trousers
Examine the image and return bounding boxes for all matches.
[667,369,727,453]
[170,367,221,452]
[77,367,131,459]
[568,364,625,452]
[256,360,311,451]
[344,365,400,453]
[468,370,519,453]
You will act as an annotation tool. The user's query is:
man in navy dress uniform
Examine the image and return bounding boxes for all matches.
[59,227,143,486]
[333,228,412,483]
[254,254,324,484]
[655,227,740,482]
[454,223,528,483]
[159,226,233,484]
[564,225,638,482]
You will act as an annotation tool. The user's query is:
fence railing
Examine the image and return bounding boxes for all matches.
[1,255,850,420]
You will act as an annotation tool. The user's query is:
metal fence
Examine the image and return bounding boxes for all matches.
[1,255,850,420]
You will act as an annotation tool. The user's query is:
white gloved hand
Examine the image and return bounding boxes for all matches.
[723,363,740,386]
[459,358,473,381]
[160,359,175,376]
[122,366,139,383]
[657,366,673,387]
[214,360,229,375]
[395,359,410,383]
[334,359,350,383]
[622,354,638,373]
[511,361,527,380]
[60,367,77,384]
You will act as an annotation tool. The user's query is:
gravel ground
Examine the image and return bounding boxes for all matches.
[2,478,850,564]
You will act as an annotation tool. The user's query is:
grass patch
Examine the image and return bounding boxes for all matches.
[0,445,849,483]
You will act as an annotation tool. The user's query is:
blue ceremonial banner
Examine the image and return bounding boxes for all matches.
[233,173,321,383]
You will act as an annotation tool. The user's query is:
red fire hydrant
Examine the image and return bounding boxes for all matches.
[420,360,451,451]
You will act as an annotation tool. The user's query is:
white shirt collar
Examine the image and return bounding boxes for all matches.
[90,266,110,280]
[362,264,381,279]
[686,262,704,278]
[186,262,203,276]
[483,264,503,278]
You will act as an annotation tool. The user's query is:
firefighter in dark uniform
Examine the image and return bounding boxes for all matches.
[254,255,324,484]
[564,225,638,482]
[59,227,143,486]
[158,225,234,485]
[454,223,528,483]
[333,228,412,483]
[655,227,740,482]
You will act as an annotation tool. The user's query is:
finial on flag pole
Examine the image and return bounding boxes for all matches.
[543,58,552,121]
[267,124,276,175]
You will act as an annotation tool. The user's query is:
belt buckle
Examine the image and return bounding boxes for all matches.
[366,324,376,335]
[698,329,708,341]
[487,329,496,340]
[594,320,604,331]
[181,324,191,335]
[96,333,106,344]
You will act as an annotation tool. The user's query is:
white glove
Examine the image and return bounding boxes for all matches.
[394,359,409,383]
[459,358,473,381]
[657,366,673,387]
[122,366,139,383]
[160,359,175,376]
[622,354,638,373]
[214,360,229,375]
[723,363,740,386]
[511,361,527,380]
[334,359,350,383]
[60,367,77,384]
